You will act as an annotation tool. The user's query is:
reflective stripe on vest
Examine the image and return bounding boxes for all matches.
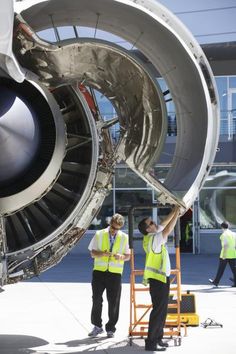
[143,235,167,284]
[145,266,166,276]
[93,229,128,274]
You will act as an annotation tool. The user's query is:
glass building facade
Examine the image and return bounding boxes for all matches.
[90,75,236,253]
[37,27,236,253]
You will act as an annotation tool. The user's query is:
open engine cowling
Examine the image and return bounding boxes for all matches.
[0,0,219,284]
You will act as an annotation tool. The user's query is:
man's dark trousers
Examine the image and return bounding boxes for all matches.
[214,258,236,285]
[91,270,121,332]
[146,277,170,348]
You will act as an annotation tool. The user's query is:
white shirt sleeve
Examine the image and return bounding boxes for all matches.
[124,239,131,254]
[152,225,165,253]
[88,233,98,251]
[119,232,130,254]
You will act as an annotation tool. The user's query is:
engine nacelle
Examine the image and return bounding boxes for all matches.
[0,0,219,284]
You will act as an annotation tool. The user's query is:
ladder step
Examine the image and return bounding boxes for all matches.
[171,269,180,273]
[129,330,148,336]
[132,270,144,276]
[164,330,181,336]
[133,287,149,291]
[168,304,178,308]
[135,304,151,309]
[165,320,179,325]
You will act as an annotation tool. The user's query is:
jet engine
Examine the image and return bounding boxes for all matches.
[0,0,219,284]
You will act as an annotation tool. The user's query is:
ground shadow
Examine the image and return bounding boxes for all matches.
[55,336,111,347]
[0,334,48,354]
[54,337,180,353]
[53,338,145,353]
[188,286,236,293]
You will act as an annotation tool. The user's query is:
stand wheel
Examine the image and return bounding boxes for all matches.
[174,337,181,346]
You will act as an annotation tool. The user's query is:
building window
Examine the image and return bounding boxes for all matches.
[199,167,236,229]
[215,75,236,137]
[115,167,147,188]
[115,189,153,229]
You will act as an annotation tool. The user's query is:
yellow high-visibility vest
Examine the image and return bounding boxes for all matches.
[143,234,152,254]
[220,230,236,259]
[93,229,128,274]
[143,234,167,284]
[185,223,190,242]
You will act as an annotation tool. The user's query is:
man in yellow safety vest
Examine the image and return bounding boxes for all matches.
[138,206,180,352]
[209,222,236,287]
[88,213,130,338]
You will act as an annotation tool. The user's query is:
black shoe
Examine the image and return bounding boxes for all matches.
[157,340,169,348]
[145,347,166,352]
[208,278,218,287]
[145,340,166,352]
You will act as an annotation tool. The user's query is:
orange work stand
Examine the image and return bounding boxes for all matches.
[128,205,187,346]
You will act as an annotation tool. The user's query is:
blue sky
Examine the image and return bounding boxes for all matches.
[37,0,236,46]
[158,0,236,43]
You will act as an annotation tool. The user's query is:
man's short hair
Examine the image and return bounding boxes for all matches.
[220,222,228,229]
[138,217,149,235]
[111,213,124,227]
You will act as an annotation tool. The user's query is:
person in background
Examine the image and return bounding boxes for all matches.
[138,206,180,352]
[88,213,130,338]
[209,221,236,287]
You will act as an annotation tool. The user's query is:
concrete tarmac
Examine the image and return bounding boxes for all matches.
[0,253,235,354]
